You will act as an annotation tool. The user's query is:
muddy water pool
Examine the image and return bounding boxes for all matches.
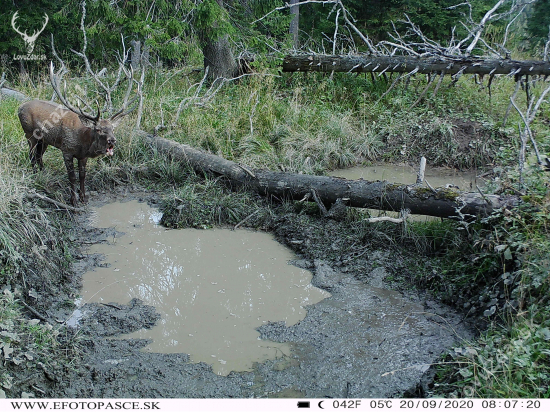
[80,200,330,375]
[329,163,485,190]
[69,197,475,397]
[329,164,486,221]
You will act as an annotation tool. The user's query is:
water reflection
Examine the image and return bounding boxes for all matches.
[82,200,330,375]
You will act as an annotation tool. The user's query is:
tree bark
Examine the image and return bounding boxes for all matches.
[202,34,239,80]
[130,40,141,70]
[140,131,517,219]
[290,0,300,49]
[283,54,550,76]
[200,0,239,80]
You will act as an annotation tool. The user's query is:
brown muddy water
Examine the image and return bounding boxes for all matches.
[66,197,474,398]
[80,200,330,376]
[329,164,485,190]
[329,164,486,221]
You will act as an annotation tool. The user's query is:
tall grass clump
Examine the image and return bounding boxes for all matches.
[138,69,520,175]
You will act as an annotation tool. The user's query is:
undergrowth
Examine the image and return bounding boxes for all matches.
[409,173,550,398]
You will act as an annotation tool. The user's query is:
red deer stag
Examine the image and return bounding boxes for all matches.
[18,62,140,206]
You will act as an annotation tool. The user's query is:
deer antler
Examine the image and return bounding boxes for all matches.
[110,66,143,122]
[50,61,100,123]
[11,12,27,38]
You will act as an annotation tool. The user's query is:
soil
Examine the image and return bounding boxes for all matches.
[5,187,476,399]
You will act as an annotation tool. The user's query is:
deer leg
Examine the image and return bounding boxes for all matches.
[63,154,78,206]
[78,158,88,203]
[35,142,48,170]
[26,134,40,171]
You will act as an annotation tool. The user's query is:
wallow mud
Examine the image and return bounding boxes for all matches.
[81,200,330,376]
[49,192,474,398]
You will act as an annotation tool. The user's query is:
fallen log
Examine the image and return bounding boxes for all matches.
[140,131,517,219]
[0,87,29,102]
[282,54,550,77]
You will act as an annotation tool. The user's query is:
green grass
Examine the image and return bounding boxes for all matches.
[413,182,550,397]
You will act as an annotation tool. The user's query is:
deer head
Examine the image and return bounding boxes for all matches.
[11,12,49,55]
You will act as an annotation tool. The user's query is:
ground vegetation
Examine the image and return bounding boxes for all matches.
[0,0,549,399]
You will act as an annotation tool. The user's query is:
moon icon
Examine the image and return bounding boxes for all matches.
[318,400,324,409]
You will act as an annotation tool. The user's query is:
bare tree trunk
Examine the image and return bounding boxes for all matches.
[130,40,141,70]
[283,54,550,76]
[140,132,517,219]
[290,0,300,49]
[200,0,239,80]
[202,34,239,80]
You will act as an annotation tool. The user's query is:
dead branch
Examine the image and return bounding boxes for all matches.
[167,70,280,129]
[411,73,436,108]
[544,28,550,61]
[416,157,427,185]
[503,79,521,126]
[432,71,446,97]
[509,80,550,169]
[134,66,146,130]
[26,193,85,212]
[19,300,51,323]
[70,0,130,114]
[366,216,405,224]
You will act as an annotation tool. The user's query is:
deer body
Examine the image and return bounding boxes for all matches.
[17,62,140,206]
[18,99,117,206]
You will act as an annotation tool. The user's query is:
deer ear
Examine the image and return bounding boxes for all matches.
[78,115,97,128]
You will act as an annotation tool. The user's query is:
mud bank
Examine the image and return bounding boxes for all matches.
[32,189,474,399]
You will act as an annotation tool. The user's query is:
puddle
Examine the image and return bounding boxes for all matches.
[328,164,484,191]
[329,164,486,221]
[81,200,330,376]
[65,298,86,328]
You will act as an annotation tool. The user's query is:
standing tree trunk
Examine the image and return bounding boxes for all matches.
[290,0,300,49]
[200,0,239,80]
[202,34,239,80]
[130,40,141,70]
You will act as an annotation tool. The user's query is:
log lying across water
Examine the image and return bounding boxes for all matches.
[140,132,517,219]
[283,54,550,77]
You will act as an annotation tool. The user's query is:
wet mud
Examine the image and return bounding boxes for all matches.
[81,200,330,376]
[38,190,474,398]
